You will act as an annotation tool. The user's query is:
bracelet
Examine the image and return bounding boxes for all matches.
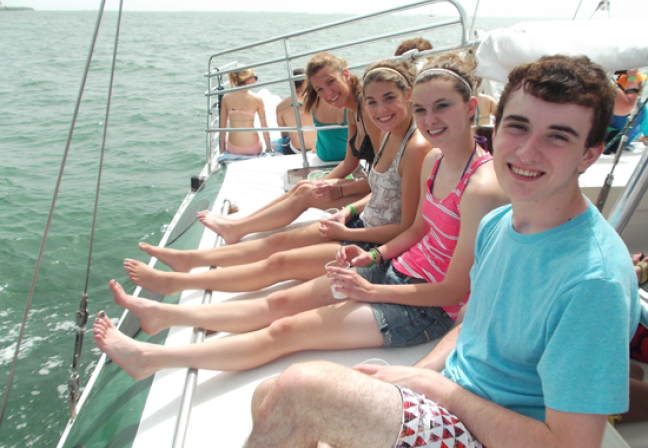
[626,76,638,82]
[367,249,377,268]
[373,247,384,264]
[625,88,640,94]
[340,184,344,198]
[345,204,357,218]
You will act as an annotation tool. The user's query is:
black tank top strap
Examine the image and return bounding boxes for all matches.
[349,101,375,164]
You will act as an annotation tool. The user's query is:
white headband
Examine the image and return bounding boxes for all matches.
[415,68,472,94]
[363,67,407,83]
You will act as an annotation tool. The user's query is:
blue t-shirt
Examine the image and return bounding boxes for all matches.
[443,202,640,421]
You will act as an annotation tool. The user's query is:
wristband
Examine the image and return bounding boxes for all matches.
[367,249,377,268]
[373,247,384,264]
[626,76,637,82]
[345,204,357,218]
[625,88,640,94]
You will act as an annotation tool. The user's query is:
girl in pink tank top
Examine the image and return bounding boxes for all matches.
[330,53,509,348]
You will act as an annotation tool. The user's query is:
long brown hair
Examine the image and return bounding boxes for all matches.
[303,52,361,113]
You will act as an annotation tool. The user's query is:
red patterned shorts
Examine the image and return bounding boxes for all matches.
[393,386,484,448]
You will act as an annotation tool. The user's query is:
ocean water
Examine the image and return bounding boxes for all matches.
[0,9,530,447]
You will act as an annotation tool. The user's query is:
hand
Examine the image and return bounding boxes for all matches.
[319,219,347,241]
[337,245,371,266]
[312,180,340,202]
[335,206,352,224]
[321,206,350,225]
[354,364,455,404]
[326,265,376,302]
[353,364,444,395]
[627,68,639,78]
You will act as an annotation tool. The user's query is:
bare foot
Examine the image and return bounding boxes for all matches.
[110,279,169,335]
[93,311,158,380]
[138,242,195,273]
[197,210,243,245]
[123,259,184,296]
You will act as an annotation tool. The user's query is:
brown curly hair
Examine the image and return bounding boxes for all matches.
[394,37,433,57]
[494,55,615,148]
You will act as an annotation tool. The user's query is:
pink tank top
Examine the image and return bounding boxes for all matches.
[392,152,493,320]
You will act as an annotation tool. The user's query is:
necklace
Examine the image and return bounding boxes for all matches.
[429,139,480,194]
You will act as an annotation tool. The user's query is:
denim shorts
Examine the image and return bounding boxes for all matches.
[357,262,455,348]
[340,216,379,252]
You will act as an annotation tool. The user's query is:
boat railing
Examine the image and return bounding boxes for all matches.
[203,0,474,174]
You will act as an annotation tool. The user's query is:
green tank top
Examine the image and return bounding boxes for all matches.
[312,111,348,162]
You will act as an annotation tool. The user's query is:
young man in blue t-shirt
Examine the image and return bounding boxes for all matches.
[243,55,641,448]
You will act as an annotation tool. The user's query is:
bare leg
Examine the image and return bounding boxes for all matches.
[93,299,383,377]
[198,179,309,229]
[126,242,340,296]
[111,275,339,334]
[245,361,402,448]
[198,180,366,244]
[139,222,326,272]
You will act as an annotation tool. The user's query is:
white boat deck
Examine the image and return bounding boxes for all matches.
[131,153,441,447]
[127,151,648,447]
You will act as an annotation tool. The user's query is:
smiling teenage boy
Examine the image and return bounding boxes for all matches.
[243,55,640,448]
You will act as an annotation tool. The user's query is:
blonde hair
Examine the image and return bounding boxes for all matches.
[303,52,362,113]
[229,68,256,87]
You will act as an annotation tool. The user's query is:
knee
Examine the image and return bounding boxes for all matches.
[251,376,277,418]
[265,290,291,311]
[272,361,337,397]
[266,316,300,344]
[265,232,290,250]
[293,182,315,201]
[264,251,292,273]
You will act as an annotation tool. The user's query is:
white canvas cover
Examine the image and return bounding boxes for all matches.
[475,19,648,82]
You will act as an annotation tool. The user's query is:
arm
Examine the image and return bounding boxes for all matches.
[367,150,440,260]
[276,104,289,141]
[356,363,606,448]
[219,96,229,153]
[339,160,509,307]
[487,94,498,116]
[312,177,371,202]
[437,379,608,448]
[258,98,271,150]
[614,69,641,116]
[414,323,462,371]
[338,134,432,245]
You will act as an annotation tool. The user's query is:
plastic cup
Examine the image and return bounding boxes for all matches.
[323,208,339,220]
[360,358,390,366]
[308,170,326,181]
[325,260,351,299]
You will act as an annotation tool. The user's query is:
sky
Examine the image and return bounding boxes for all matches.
[3,0,647,18]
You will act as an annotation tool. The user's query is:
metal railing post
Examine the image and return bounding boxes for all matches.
[607,147,648,235]
[283,37,310,168]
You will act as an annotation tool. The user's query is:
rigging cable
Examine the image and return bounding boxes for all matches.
[595,89,647,212]
[0,0,109,430]
[69,0,125,420]
[572,0,584,19]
